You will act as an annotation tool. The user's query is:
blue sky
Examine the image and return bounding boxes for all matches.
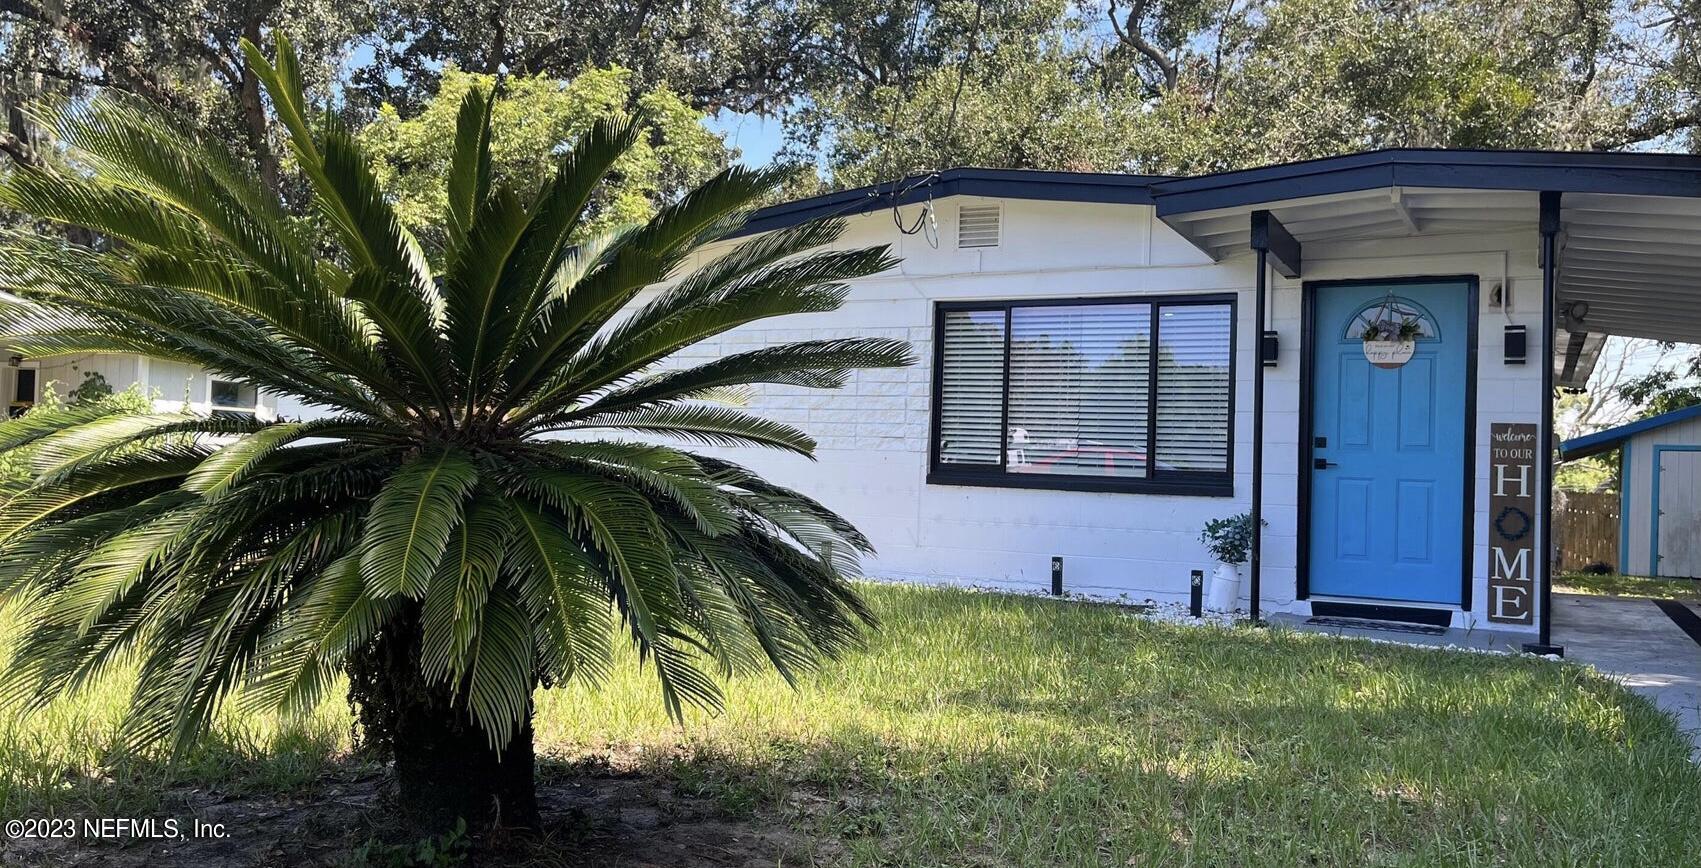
[705,109,785,167]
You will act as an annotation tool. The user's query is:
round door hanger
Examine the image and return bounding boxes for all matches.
[1363,339,1415,369]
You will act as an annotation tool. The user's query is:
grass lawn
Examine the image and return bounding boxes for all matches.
[4,583,1699,866]
[1555,572,1701,601]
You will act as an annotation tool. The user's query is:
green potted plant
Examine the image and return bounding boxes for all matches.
[1199,512,1262,610]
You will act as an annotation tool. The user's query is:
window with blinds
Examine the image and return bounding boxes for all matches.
[1156,305,1232,472]
[930,296,1234,494]
[936,309,1006,465]
[1007,303,1150,477]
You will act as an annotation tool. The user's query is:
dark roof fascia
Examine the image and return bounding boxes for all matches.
[731,167,1170,238]
[731,149,1701,238]
[1559,403,1701,460]
[1148,149,1701,217]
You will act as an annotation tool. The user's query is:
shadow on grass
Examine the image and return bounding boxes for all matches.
[5,585,1700,866]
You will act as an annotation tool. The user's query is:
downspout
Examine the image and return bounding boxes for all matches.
[1525,192,1565,656]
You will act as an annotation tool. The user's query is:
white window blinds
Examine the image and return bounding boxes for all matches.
[1155,304,1232,472]
[933,297,1234,489]
[937,309,1006,465]
[1006,304,1150,477]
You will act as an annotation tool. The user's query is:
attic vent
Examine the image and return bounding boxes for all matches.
[957,205,1001,248]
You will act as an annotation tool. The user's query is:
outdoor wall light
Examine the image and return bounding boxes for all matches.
[1504,325,1527,365]
[1261,330,1280,367]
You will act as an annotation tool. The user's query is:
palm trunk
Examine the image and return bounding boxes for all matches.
[349,607,540,833]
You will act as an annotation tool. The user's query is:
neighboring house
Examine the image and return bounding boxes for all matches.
[1561,405,1701,579]
[0,353,278,420]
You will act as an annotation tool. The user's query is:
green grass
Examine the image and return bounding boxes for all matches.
[5,583,1700,866]
[1556,572,1701,601]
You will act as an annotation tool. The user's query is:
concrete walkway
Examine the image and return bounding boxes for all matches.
[1554,592,1701,758]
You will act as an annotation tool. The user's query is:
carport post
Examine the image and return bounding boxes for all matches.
[1250,245,1267,624]
[1249,211,1300,626]
[1524,192,1564,657]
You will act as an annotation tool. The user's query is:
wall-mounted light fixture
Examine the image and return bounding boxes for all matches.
[1261,330,1279,367]
[1504,325,1527,365]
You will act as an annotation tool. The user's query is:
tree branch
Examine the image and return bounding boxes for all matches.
[1597,108,1701,149]
[1107,0,1179,92]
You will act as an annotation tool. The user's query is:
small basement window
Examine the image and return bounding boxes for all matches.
[929,294,1235,495]
[209,378,258,418]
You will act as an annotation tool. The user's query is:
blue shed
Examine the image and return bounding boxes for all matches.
[1562,405,1701,578]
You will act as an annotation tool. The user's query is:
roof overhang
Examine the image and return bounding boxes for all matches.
[1150,149,1701,367]
[732,167,1169,238]
[737,149,1701,362]
[1560,404,1701,460]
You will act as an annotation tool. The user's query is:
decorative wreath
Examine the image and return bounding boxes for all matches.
[1494,506,1532,543]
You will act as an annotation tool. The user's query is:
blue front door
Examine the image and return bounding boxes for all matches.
[1309,281,1470,605]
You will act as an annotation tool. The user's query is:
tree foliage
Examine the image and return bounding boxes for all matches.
[358,66,726,249]
[7,0,1701,196]
[784,0,1668,184]
[0,0,365,189]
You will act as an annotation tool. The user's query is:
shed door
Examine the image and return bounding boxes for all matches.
[1655,449,1701,579]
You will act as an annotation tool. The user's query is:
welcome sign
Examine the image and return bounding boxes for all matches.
[1487,423,1538,624]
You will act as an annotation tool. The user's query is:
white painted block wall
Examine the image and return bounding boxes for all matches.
[682,197,1547,632]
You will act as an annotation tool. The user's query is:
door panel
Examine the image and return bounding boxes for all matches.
[1309,282,1470,604]
[1655,450,1701,579]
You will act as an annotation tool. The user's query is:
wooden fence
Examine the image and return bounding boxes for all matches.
[1555,490,1619,572]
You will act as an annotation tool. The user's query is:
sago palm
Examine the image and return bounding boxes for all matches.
[0,35,909,830]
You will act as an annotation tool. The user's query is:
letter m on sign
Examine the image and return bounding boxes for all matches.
[1492,546,1529,580]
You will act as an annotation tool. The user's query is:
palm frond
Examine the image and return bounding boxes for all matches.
[555,404,817,455]
[185,417,392,498]
[443,87,495,259]
[358,449,478,598]
[419,488,511,686]
[561,338,915,422]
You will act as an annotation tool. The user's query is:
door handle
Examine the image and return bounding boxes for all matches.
[1314,458,1337,470]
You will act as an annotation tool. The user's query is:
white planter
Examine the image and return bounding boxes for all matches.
[1207,562,1241,610]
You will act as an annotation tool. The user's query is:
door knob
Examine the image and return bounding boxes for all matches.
[1314,458,1337,470]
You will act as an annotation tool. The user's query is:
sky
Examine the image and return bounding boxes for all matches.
[705,109,785,167]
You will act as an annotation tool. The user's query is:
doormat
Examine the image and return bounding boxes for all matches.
[1305,616,1447,636]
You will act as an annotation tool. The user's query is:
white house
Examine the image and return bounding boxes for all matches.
[2,352,278,421]
[1561,404,1701,579]
[665,150,1701,653]
[17,149,1701,653]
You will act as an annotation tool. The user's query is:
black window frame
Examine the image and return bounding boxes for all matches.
[927,293,1237,497]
